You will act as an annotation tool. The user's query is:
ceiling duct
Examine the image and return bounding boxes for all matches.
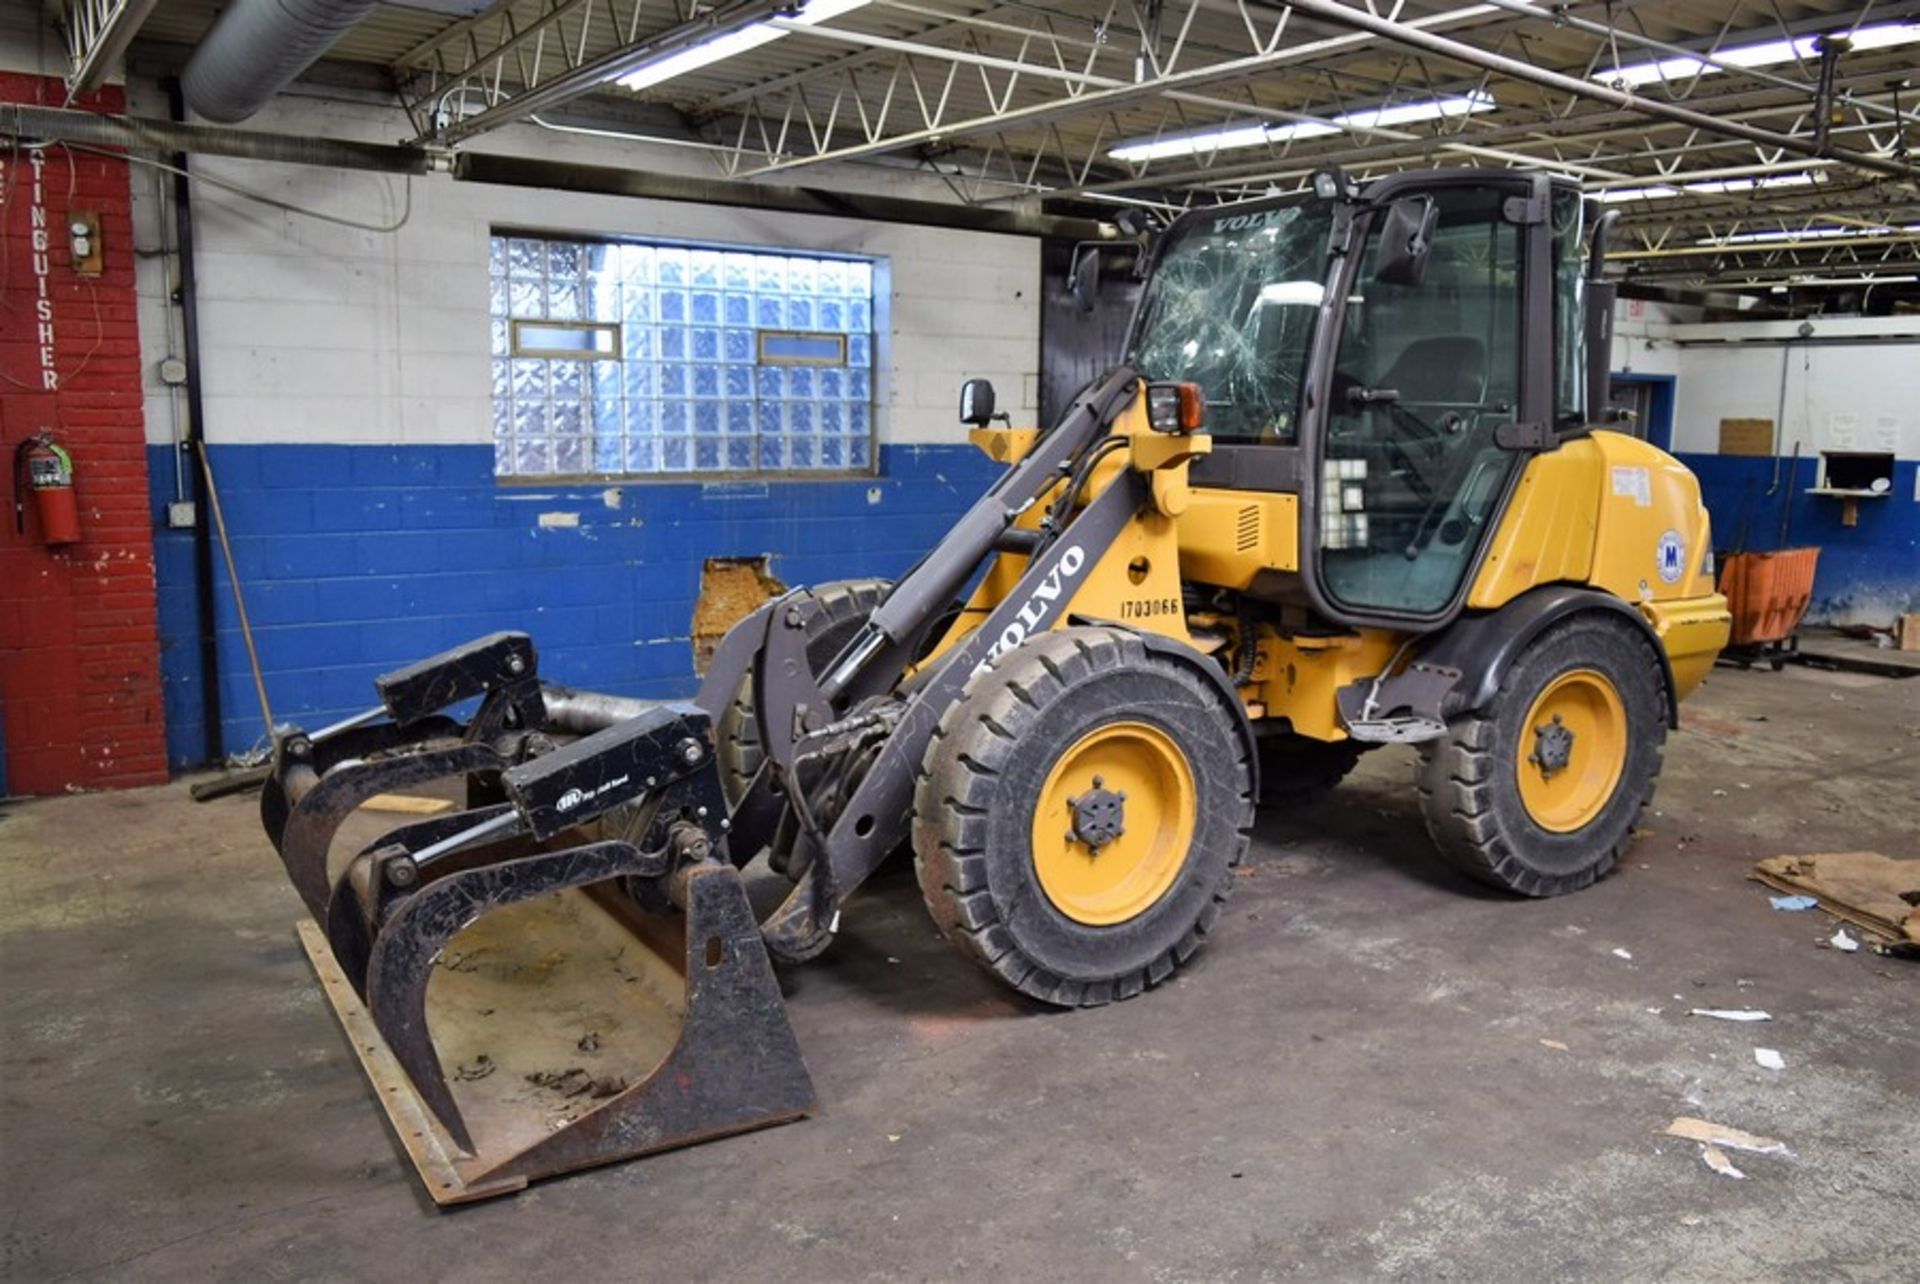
[180,0,384,123]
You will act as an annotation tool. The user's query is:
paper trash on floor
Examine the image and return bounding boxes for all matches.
[1752,852,1920,950]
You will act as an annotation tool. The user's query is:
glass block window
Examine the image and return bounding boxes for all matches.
[489,234,877,477]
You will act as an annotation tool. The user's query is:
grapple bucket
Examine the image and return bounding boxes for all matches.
[283,695,815,1205]
[260,632,657,927]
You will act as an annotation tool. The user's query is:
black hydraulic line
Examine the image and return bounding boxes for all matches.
[1031,434,1130,562]
[1269,0,1920,183]
[165,79,225,766]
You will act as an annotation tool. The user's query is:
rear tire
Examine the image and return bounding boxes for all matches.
[913,627,1255,1007]
[1257,735,1366,807]
[1416,613,1665,896]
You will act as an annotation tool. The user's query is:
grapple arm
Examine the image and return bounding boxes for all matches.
[308,700,808,1175]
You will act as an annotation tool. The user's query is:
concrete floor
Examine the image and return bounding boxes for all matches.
[3,661,1917,1282]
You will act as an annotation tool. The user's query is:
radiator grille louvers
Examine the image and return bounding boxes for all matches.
[1235,505,1261,553]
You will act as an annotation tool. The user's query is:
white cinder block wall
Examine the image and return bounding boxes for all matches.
[122,85,1041,454]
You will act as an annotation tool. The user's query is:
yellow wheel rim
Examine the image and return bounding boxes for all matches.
[1030,721,1196,926]
[1515,668,1628,834]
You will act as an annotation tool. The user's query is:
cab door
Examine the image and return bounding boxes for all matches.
[1307,177,1563,629]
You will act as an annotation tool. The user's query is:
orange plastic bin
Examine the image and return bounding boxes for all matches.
[1718,547,1820,648]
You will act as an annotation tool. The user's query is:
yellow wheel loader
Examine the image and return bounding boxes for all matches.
[255,167,1729,1202]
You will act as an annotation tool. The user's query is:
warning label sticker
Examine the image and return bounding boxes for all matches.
[1610,465,1652,508]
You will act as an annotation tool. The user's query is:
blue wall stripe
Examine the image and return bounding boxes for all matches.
[148,444,1917,770]
[148,443,999,767]
[1677,452,1918,625]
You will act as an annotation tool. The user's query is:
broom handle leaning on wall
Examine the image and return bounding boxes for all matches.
[195,443,275,739]
[1777,440,1801,550]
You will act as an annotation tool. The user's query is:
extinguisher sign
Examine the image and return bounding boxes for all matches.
[0,148,63,392]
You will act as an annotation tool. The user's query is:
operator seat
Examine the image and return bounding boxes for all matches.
[1322,333,1494,613]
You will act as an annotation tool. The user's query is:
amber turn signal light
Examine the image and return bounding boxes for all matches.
[1145,381,1206,434]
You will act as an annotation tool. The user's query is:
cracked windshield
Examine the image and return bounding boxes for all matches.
[1128,202,1332,443]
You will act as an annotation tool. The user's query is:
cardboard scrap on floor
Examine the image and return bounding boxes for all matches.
[363,793,456,815]
[1752,852,1920,948]
[1662,1116,1793,1158]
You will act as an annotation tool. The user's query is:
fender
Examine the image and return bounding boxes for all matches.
[1421,586,1680,729]
[1071,614,1262,800]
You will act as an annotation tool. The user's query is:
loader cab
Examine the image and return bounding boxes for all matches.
[1128,169,1594,633]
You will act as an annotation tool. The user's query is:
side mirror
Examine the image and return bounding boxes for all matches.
[958,378,998,427]
[1068,243,1103,313]
[1373,196,1438,287]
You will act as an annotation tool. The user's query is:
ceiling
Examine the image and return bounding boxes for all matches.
[81,0,1920,307]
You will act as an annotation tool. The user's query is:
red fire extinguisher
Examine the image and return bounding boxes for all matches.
[13,433,82,546]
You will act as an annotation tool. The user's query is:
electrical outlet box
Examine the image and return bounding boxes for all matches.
[158,356,188,386]
[167,501,197,528]
[69,210,103,277]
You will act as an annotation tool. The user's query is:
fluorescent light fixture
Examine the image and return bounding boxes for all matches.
[1595,171,1824,202]
[1108,92,1495,164]
[1593,185,1682,203]
[1755,274,1918,287]
[1596,22,1920,88]
[1695,222,1920,247]
[1110,123,1289,164]
[1684,172,1819,194]
[617,0,870,92]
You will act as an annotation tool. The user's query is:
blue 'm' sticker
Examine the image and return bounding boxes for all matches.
[1656,530,1686,584]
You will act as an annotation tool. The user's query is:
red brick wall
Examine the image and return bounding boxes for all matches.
[0,73,167,793]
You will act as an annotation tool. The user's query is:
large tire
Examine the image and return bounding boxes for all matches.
[913,627,1256,1007]
[1416,613,1666,896]
[715,578,890,806]
[1257,735,1366,807]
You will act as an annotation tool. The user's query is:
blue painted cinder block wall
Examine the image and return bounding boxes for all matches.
[1677,452,1919,622]
[149,442,1915,768]
[148,443,999,768]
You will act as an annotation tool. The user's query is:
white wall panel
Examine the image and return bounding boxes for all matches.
[93,88,1039,450]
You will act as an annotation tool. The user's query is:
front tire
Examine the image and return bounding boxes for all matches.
[1416,614,1666,896]
[913,627,1255,1007]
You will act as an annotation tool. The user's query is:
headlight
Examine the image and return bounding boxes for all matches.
[1145,381,1206,434]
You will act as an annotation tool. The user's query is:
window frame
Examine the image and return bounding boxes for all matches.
[509,318,623,361]
[756,329,851,367]
[489,228,883,484]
